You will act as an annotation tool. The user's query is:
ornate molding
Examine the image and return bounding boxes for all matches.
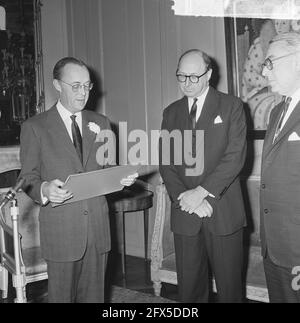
[150,183,167,280]
[34,0,45,114]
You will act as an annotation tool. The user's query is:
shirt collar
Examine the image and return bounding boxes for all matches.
[56,100,82,122]
[188,86,209,109]
[289,87,300,107]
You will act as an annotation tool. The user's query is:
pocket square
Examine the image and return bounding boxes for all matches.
[214,116,223,124]
[288,132,300,141]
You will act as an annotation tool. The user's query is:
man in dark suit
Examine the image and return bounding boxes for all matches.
[19,57,136,303]
[159,49,247,303]
[260,32,300,303]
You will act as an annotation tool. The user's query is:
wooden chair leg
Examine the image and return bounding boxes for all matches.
[118,211,126,282]
[143,209,149,262]
[153,281,162,296]
[143,208,150,284]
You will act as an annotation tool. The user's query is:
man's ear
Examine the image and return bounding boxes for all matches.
[207,69,213,82]
[53,79,62,92]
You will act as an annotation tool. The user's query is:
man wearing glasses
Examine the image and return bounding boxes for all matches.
[159,49,247,302]
[260,32,300,303]
[19,57,136,302]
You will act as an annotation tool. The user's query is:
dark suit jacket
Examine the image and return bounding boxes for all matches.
[159,87,247,236]
[19,105,112,262]
[261,100,300,268]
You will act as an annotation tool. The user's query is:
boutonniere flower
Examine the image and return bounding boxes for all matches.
[88,122,100,135]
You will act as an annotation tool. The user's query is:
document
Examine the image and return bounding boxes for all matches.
[52,165,141,207]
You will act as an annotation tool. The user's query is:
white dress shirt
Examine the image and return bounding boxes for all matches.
[187,86,209,122]
[279,88,300,131]
[41,101,83,204]
[187,86,214,199]
[56,100,83,138]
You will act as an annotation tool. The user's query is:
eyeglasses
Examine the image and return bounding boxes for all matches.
[262,52,300,71]
[176,68,209,83]
[60,80,94,92]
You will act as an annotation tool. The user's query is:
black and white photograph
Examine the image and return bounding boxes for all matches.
[1,0,300,307]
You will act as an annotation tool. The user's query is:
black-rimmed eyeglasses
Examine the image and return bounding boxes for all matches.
[60,80,94,92]
[176,68,209,83]
[262,52,299,71]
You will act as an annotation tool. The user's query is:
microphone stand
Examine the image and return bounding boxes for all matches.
[0,184,26,303]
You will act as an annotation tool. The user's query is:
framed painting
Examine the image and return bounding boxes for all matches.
[223,17,293,139]
[0,0,44,146]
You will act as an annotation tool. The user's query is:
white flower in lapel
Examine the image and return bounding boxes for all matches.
[88,122,100,135]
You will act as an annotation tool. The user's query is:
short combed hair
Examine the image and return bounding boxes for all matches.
[177,49,212,70]
[53,57,88,80]
[270,32,300,53]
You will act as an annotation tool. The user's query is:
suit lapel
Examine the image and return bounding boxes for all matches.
[196,87,220,130]
[274,101,300,145]
[263,101,300,167]
[180,96,192,128]
[46,106,83,169]
[262,101,284,161]
[82,110,97,168]
[47,105,99,170]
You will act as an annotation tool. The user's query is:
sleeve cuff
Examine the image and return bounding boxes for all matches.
[205,195,217,209]
[196,185,215,198]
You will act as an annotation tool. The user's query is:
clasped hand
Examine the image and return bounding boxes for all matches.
[193,199,213,218]
[177,187,213,218]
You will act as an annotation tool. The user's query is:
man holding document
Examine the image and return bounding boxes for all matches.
[19,57,137,303]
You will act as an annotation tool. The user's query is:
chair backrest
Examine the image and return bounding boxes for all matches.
[0,153,47,302]
[0,161,41,250]
[0,191,41,249]
[151,182,174,269]
[161,187,174,258]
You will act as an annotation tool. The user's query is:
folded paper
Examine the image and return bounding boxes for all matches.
[52,165,141,207]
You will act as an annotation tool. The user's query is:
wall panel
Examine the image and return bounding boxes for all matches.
[41,0,228,258]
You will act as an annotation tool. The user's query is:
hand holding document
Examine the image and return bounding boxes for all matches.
[42,179,73,205]
[120,172,139,186]
[51,165,141,207]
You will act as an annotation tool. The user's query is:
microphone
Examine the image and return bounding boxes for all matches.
[0,178,25,209]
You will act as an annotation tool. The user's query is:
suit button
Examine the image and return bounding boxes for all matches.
[264,209,269,214]
[84,210,88,215]
[261,184,266,189]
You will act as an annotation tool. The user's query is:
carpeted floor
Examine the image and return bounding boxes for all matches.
[0,282,177,303]
[1,255,181,303]
[109,285,177,303]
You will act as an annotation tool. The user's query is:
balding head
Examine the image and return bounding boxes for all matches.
[177,49,211,71]
[176,49,212,98]
[262,32,300,96]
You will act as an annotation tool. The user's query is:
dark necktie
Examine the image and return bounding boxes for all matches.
[273,96,292,143]
[70,115,83,163]
[190,98,198,128]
